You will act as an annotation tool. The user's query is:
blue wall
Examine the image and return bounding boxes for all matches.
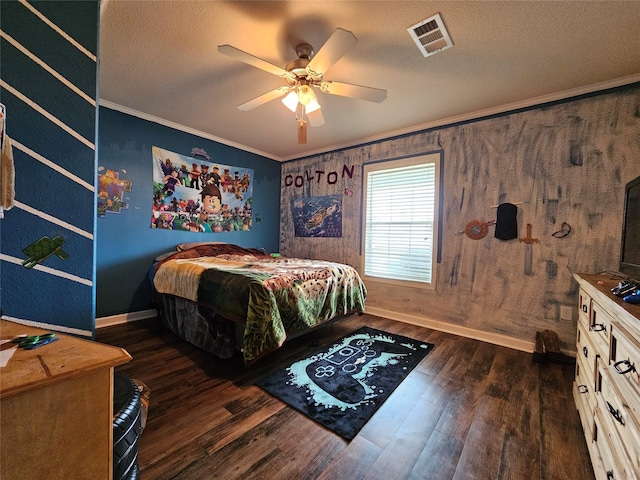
[96,107,281,317]
[0,1,98,336]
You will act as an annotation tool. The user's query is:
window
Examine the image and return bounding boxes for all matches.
[362,153,440,288]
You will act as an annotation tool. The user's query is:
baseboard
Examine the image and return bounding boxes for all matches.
[95,307,576,356]
[364,306,537,353]
[1,315,92,337]
[96,309,158,329]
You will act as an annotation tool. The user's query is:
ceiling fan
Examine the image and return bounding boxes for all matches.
[218,28,387,144]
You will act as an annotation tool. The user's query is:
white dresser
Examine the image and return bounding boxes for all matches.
[573,273,640,480]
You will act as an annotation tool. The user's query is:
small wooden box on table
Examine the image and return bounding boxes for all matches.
[0,320,131,480]
[573,273,640,480]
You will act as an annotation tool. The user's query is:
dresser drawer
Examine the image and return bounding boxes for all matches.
[589,299,613,355]
[573,380,595,442]
[573,325,599,426]
[577,322,599,390]
[609,322,640,404]
[593,407,634,480]
[579,288,591,331]
[598,364,640,479]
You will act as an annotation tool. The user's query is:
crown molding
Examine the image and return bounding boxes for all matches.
[98,100,280,161]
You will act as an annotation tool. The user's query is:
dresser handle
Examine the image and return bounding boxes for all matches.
[605,401,624,425]
[582,305,588,313]
[590,323,605,332]
[607,470,614,480]
[578,384,588,394]
[613,359,635,375]
[582,346,588,358]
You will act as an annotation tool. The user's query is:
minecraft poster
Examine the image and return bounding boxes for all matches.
[151,146,253,232]
[98,169,130,216]
[291,195,342,237]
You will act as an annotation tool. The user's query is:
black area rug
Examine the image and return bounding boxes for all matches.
[256,326,434,440]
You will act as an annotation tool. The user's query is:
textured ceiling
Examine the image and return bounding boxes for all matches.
[99,1,640,161]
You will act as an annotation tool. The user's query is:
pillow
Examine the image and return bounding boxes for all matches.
[176,241,226,251]
[154,251,176,261]
[172,243,270,259]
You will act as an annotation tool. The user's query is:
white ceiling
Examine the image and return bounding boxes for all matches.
[99,1,640,161]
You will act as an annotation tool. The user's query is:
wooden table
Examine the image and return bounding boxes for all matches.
[0,320,131,479]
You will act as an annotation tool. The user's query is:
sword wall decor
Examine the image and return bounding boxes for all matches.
[519,224,538,275]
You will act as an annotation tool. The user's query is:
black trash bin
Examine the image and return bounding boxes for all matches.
[113,374,142,480]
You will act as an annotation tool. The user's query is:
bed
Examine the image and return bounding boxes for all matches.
[150,243,367,365]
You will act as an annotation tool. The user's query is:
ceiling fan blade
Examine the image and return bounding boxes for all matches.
[218,45,295,80]
[306,28,358,78]
[237,86,291,111]
[307,108,325,127]
[319,81,387,103]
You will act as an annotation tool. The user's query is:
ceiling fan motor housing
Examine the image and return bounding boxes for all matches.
[286,43,320,82]
[295,43,314,59]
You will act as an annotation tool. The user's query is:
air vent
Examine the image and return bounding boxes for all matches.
[408,13,453,58]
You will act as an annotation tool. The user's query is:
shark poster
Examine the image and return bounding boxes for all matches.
[291,195,342,237]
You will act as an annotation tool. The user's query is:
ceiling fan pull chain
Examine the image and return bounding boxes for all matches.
[298,120,308,144]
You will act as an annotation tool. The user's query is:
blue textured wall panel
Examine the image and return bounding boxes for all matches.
[1,91,96,185]
[3,208,94,280]
[33,1,99,55]
[1,1,97,95]
[12,149,95,233]
[1,39,97,141]
[2,262,93,333]
[0,0,98,334]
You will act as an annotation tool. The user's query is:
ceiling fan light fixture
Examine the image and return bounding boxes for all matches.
[281,90,298,112]
[305,98,321,114]
[297,85,316,105]
[282,85,321,114]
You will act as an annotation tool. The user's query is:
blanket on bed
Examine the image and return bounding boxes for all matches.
[153,245,367,364]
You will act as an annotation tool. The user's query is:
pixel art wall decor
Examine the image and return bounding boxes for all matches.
[98,169,131,216]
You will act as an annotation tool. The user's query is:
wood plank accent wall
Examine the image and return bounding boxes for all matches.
[279,85,640,352]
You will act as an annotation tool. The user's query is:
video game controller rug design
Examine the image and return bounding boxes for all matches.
[256,327,434,440]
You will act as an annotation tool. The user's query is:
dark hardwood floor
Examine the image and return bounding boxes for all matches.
[97,314,595,480]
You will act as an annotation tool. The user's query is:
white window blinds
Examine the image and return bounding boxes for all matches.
[363,155,438,286]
